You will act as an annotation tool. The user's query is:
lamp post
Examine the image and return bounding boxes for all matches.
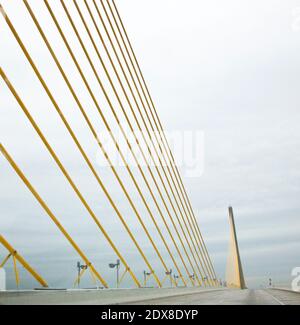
[165,269,172,287]
[76,261,87,288]
[109,259,120,288]
[143,270,152,287]
[174,274,179,286]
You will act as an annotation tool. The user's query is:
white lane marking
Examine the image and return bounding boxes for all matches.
[264,290,285,305]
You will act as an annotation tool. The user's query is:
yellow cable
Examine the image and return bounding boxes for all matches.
[0,253,11,268]
[62,0,202,286]
[93,0,202,286]
[0,144,107,288]
[0,235,48,287]
[0,66,139,288]
[73,0,193,287]
[97,0,208,284]
[110,0,217,283]
[110,1,217,281]
[47,0,194,286]
[1,4,156,287]
[23,0,178,286]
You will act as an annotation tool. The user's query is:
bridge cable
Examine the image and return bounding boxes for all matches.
[1,6,158,286]
[110,0,218,283]
[0,14,143,287]
[23,0,185,287]
[47,0,202,285]
[87,0,208,286]
[99,0,212,283]
[105,0,214,282]
[0,234,48,288]
[89,1,213,284]
[0,141,108,288]
[71,0,208,285]
[70,0,202,286]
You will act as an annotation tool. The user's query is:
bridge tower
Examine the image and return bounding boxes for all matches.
[226,207,247,289]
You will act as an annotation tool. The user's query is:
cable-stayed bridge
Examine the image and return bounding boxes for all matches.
[1,1,299,305]
[0,0,217,291]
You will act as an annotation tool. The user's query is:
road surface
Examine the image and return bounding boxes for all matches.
[1,288,299,305]
[129,289,300,305]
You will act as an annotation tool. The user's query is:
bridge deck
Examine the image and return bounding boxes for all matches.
[130,289,300,305]
[0,288,299,305]
[0,287,221,305]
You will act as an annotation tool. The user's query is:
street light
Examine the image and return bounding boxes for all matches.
[173,274,179,285]
[189,274,195,281]
[165,269,172,287]
[109,259,120,288]
[76,261,88,288]
[143,270,153,287]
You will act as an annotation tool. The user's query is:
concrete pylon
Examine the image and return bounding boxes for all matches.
[226,207,247,289]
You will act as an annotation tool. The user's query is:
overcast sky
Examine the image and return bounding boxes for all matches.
[1,0,300,290]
